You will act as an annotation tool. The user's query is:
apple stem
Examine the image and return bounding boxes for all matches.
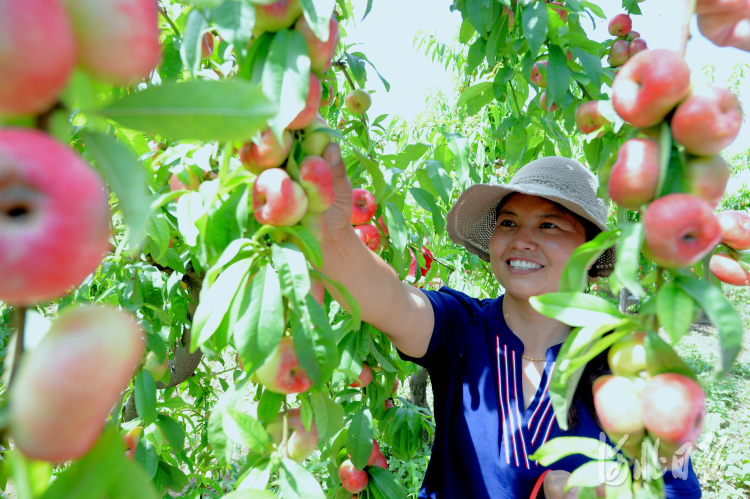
[333,61,357,91]
[9,306,27,386]
[679,0,697,57]
[158,3,181,37]
[281,402,289,455]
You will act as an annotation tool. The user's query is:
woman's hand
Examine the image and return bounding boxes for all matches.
[696,0,750,51]
[321,142,355,234]
[543,470,605,499]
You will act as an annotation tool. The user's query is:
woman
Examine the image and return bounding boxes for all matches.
[317,144,702,499]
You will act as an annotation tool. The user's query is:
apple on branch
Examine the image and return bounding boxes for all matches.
[288,72,323,129]
[201,32,214,59]
[608,13,633,37]
[254,336,312,394]
[345,89,372,114]
[354,224,383,253]
[301,115,332,156]
[575,100,611,137]
[240,129,293,174]
[607,138,661,210]
[252,168,308,227]
[299,155,335,212]
[351,188,377,225]
[0,0,77,117]
[350,363,373,388]
[685,154,730,208]
[608,332,647,377]
[339,459,368,494]
[539,90,557,112]
[710,252,750,285]
[716,210,750,249]
[530,61,548,87]
[628,38,648,56]
[253,0,302,34]
[642,194,722,268]
[295,15,340,74]
[267,409,319,462]
[608,39,630,67]
[671,86,742,156]
[593,375,645,459]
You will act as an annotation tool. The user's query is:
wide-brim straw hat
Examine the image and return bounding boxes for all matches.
[446,156,615,277]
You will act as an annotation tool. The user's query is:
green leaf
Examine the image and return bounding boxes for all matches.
[369,338,398,373]
[274,225,323,267]
[208,379,250,466]
[656,281,694,344]
[96,80,276,141]
[409,187,445,235]
[456,81,494,117]
[180,9,209,76]
[559,231,617,293]
[444,132,471,186]
[81,131,149,245]
[493,66,514,100]
[522,1,549,58]
[459,19,476,43]
[299,0,336,41]
[466,38,487,77]
[424,159,453,203]
[529,437,613,466]
[135,369,158,427]
[311,392,345,443]
[257,390,285,423]
[234,264,285,376]
[192,258,253,350]
[310,269,362,330]
[385,202,408,254]
[278,458,326,499]
[212,1,255,62]
[547,45,571,110]
[566,461,607,489]
[368,467,408,499]
[107,457,160,499]
[644,330,696,380]
[530,292,625,327]
[291,294,338,389]
[676,277,743,374]
[573,48,602,91]
[262,29,311,136]
[353,147,386,202]
[225,410,270,453]
[614,222,646,299]
[155,415,186,453]
[114,126,150,158]
[223,490,276,499]
[346,408,374,470]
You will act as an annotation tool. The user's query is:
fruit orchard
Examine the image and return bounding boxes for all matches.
[0,0,748,498]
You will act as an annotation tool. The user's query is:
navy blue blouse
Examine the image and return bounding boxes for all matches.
[398,287,702,499]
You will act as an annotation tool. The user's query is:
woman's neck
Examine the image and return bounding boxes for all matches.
[502,293,571,359]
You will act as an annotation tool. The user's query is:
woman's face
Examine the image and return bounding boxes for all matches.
[489,193,587,300]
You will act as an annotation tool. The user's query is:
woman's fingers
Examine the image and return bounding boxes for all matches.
[322,142,354,231]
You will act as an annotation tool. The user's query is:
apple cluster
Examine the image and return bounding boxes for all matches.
[593,333,706,462]
[606,14,648,68]
[351,188,383,252]
[339,438,389,495]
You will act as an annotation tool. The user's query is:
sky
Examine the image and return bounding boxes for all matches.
[343,0,750,189]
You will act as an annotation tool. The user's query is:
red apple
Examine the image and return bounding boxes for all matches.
[10,306,144,462]
[345,89,372,114]
[575,100,611,137]
[170,170,201,192]
[641,373,706,459]
[530,61,548,87]
[310,276,325,306]
[566,49,573,61]
[354,224,382,253]
[607,138,661,210]
[0,0,77,117]
[377,215,389,237]
[716,210,750,249]
[240,129,293,174]
[384,399,395,411]
[252,168,308,227]
[288,72,323,129]
[628,38,648,56]
[350,363,373,388]
[408,246,434,279]
[295,15,340,74]
[371,452,387,469]
[202,32,214,59]
[299,156,335,212]
[642,194,722,268]
[123,426,143,461]
[548,2,568,23]
[267,408,319,462]
[350,188,377,224]
[64,0,161,85]
[608,332,647,377]
[255,337,312,394]
[608,39,630,67]
[392,378,399,395]
[626,30,641,41]
[143,351,168,382]
[685,154,730,208]
[539,90,557,112]
[608,14,633,37]
[301,115,332,156]
[0,128,111,306]
[365,439,380,465]
[710,252,750,285]
[612,49,692,128]
[592,375,645,458]
[671,86,742,156]
[253,0,302,33]
[320,82,335,107]
[339,459,368,493]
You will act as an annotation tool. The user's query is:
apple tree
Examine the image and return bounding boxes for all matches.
[0,0,746,498]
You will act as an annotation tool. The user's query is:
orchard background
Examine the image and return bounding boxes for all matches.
[1,0,750,498]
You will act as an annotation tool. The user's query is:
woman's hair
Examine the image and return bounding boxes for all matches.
[494,193,610,430]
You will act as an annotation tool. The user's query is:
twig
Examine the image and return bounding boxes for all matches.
[333,60,357,90]
[9,307,26,386]
[680,0,697,57]
[159,4,181,38]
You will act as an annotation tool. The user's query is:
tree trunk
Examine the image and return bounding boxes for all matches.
[618,286,629,315]
[409,367,431,412]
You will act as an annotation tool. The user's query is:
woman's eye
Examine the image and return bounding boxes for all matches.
[540,222,557,229]
[498,219,515,227]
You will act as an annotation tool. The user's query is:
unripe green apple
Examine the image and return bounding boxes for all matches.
[143,351,168,382]
[592,375,645,459]
[0,0,77,117]
[301,115,332,156]
[252,168,308,227]
[345,89,372,114]
[295,15,340,74]
[671,86,742,156]
[608,39,630,67]
[255,337,312,394]
[608,332,647,376]
[240,129,293,174]
[266,408,318,462]
[642,194,722,268]
[612,49,691,128]
[339,459,368,493]
[716,210,750,250]
[685,154,730,208]
[607,138,660,210]
[608,14,633,37]
[641,373,706,461]
[10,306,144,462]
[710,252,750,286]
[63,0,161,85]
[0,128,111,306]
[253,0,302,34]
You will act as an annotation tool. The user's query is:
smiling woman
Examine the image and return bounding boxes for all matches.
[317,146,702,499]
